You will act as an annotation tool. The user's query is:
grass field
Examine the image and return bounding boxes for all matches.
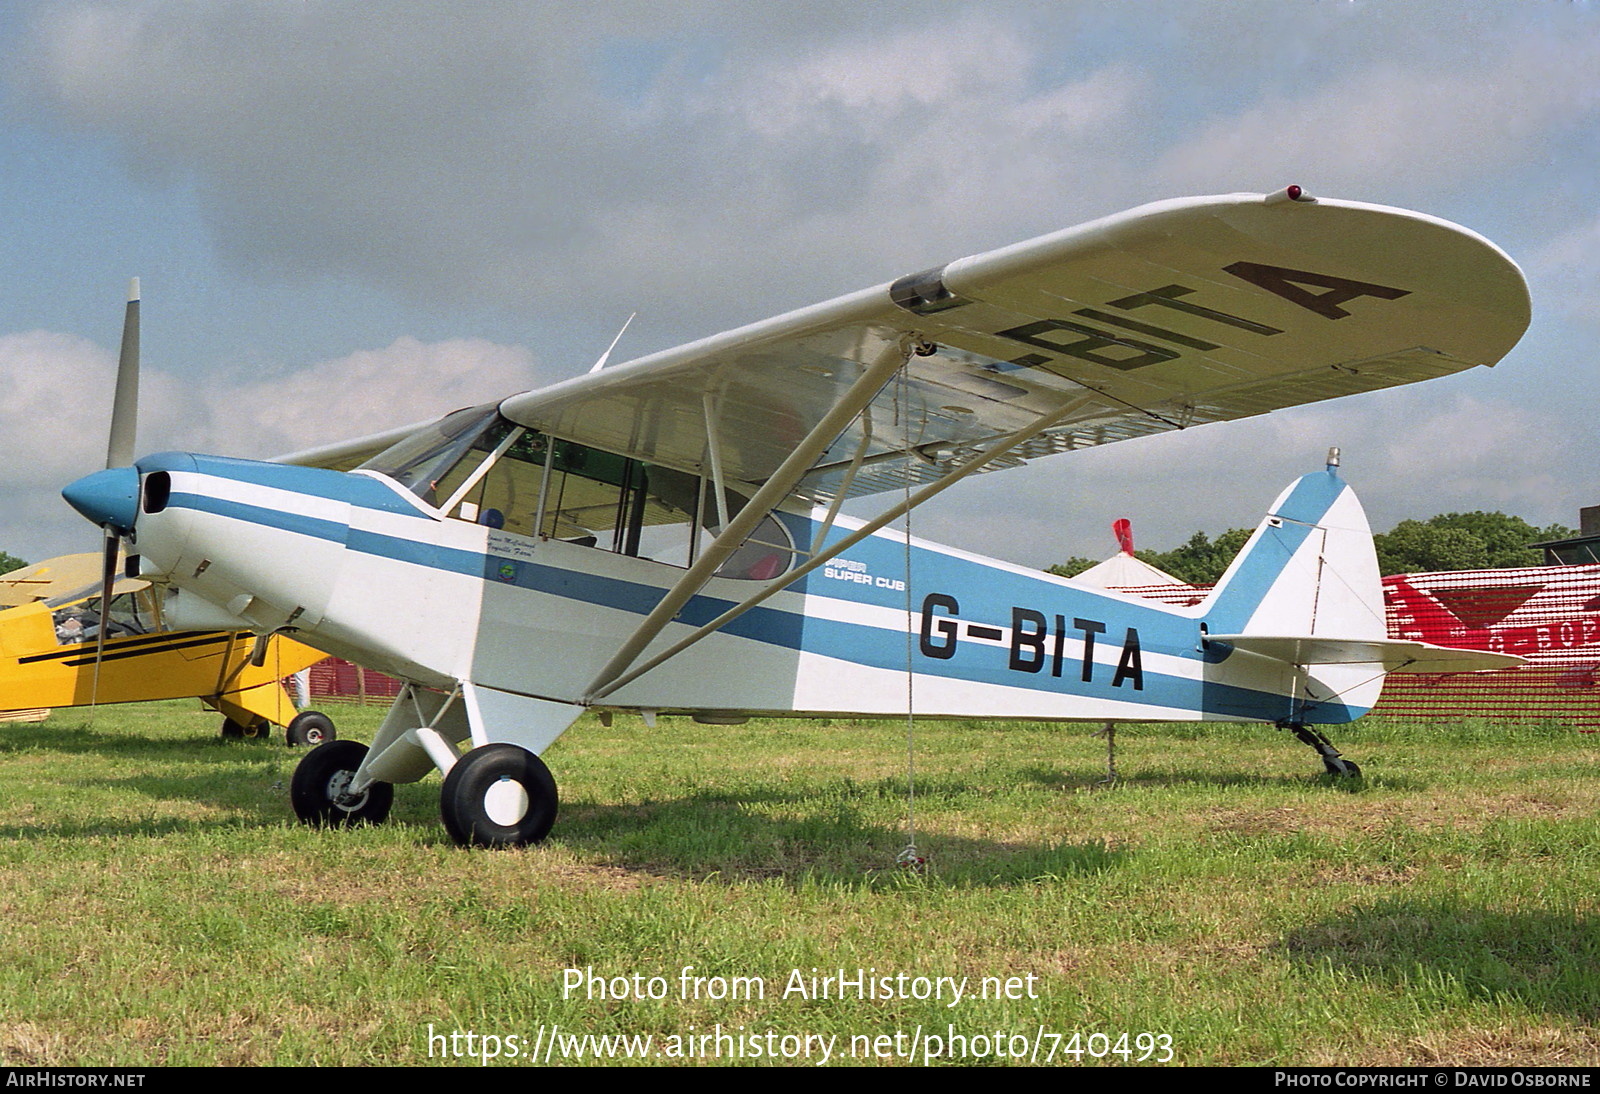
[0,700,1596,1067]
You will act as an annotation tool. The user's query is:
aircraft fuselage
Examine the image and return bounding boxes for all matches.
[92,447,1377,749]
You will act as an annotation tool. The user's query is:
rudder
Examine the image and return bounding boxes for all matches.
[1199,459,1386,643]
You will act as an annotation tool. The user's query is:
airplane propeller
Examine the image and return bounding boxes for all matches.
[60,279,141,705]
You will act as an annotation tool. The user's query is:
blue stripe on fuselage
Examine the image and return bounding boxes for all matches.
[169,492,353,547]
[163,462,1364,723]
[144,452,433,518]
[799,521,1355,721]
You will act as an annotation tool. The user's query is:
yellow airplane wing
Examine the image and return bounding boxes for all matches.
[0,561,334,744]
[0,554,105,608]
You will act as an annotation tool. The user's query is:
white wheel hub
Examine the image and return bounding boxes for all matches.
[484,776,529,826]
[327,770,367,813]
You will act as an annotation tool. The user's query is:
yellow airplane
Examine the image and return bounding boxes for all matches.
[0,553,337,744]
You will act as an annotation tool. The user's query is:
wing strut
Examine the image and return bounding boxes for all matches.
[581,335,924,702]
[810,406,873,554]
[586,388,1104,703]
[702,393,733,530]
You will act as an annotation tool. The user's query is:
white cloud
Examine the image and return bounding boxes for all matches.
[185,336,542,459]
[6,2,1597,568]
[0,330,120,491]
[16,2,1594,358]
[719,14,1040,141]
[10,3,1157,335]
[1525,213,1600,328]
[903,384,1585,571]
[1158,35,1600,197]
[0,325,542,562]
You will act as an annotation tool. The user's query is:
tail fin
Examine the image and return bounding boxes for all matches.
[1199,463,1386,641]
[1197,464,1520,725]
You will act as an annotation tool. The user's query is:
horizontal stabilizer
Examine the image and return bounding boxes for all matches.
[1211,634,1525,674]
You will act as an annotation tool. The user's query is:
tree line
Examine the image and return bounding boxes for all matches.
[1048,512,1579,584]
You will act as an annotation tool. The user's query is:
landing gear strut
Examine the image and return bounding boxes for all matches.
[286,684,578,848]
[1281,722,1362,778]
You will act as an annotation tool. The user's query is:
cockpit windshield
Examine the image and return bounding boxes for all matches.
[356,404,506,503]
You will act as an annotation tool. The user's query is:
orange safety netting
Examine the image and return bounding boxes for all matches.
[304,657,404,704]
[1112,564,1600,728]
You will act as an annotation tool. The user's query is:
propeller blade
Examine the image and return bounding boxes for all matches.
[88,529,120,714]
[86,278,141,717]
[105,278,140,470]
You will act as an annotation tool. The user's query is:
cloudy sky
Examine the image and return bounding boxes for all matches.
[1,0,1596,568]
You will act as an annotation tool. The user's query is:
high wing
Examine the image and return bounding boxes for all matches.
[280,190,1529,497]
[494,189,1529,501]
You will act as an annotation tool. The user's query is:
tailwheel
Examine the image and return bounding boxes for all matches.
[221,717,272,741]
[1322,756,1362,779]
[1283,722,1363,779]
[291,739,393,827]
[440,743,558,849]
[286,710,337,748]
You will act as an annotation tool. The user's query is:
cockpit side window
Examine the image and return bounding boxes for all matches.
[537,442,652,553]
[445,429,547,537]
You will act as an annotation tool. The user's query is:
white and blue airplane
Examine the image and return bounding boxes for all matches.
[61,188,1531,847]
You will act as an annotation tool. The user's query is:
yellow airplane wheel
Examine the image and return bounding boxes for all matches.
[220,717,271,741]
[285,710,337,748]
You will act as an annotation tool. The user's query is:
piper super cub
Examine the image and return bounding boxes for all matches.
[61,188,1531,847]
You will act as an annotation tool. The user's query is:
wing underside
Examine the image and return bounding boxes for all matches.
[496,191,1529,502]
[281,192,1529,506]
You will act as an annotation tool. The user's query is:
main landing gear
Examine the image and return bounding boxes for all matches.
[291,740,557,847]
[289,684,575,848]
[1281,721,1362,778]
[290,740,394,826]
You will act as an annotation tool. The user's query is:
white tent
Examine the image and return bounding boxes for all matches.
[1073,550,1189,589]
[1070,518,1193,592]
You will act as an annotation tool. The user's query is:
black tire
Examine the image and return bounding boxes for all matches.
[286,710,337,748]
[1323,756,1362,778]
[439,743,558,848]
[291,739,393,827]
[221,717,272,741]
